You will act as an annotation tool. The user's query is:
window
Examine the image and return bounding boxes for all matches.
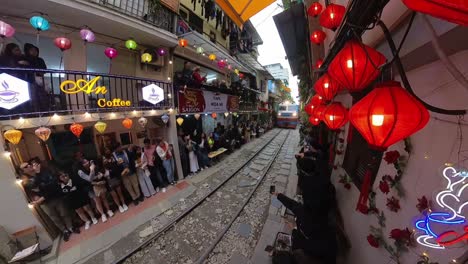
[87,43,110,73]
[13,33,62,69]
[279,106,287,111]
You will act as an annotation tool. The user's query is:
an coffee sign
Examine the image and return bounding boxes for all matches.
[0,73,30,110]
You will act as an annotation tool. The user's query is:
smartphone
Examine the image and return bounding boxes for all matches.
[270,185,275,194]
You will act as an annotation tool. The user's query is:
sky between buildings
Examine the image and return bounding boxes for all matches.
[251,0,299,104]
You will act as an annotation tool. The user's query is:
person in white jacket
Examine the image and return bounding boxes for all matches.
[156,138,175,185]
[133,146,157,197]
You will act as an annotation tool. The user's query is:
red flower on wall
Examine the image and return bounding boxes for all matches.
[367,234,380,248]
[379,180,390,194]
[386,196,401,212]
[417,196,429,213]
[384,150,401,164]
[344,183,351,189]
[389,228,412,246]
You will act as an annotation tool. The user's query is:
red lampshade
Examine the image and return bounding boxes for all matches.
[54,37,72,51]
[179,38,188,47]
[314,73,342,101]
[323,102,348,130]
[310,30,326,45]
[307,2,323,17]
[311,104,326,122]
[305,103,315,115]
[309,116,321,126]
[319,4,346,31]
[349,81,430,151]
[402,0,468,26]
[315,58,324,69]
[311,94,324,106]
[328,40,386,93]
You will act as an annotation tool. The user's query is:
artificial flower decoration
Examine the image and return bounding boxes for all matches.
[386,196,401,212]
[416,196,429,213]
[384,150,401,164]
[379,180,390,194]
[389,228,413,246]
[367,234,380,248]
[310,30,326,45]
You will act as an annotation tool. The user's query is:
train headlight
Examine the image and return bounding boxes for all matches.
[292,112,297,117]
[278,113,281,117]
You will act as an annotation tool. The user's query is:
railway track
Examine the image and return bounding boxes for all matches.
[118,129,291,264]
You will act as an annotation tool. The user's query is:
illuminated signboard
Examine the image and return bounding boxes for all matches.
[414,166,468,249]
[0,73,31,110]
[142,84,165,105]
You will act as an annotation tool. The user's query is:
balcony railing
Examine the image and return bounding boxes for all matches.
[88,0,175,33]
[0,68,173,119]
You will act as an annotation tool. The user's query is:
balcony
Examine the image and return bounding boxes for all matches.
[0,68,173,119]
[88,0,175,33]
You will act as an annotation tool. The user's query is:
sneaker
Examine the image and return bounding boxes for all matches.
[119,206,125,213]
[107,210,114,218]
[85,221,91,230]
[91,218,98,225]
[200,168,204,171]
[139,196,144,202]
[101,214,108,223]
[170,182,175,185]
[162,188,167,193]
[123,204,129,211]
[63,231,71,242]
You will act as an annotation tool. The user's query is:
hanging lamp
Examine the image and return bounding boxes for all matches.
[307,2,323,17]
[54,37,72,51]
[348,81,430,151]
[3,129,22,145]
[79,28,95,43]
[94,121,107,134]
[178,38,188,47]
[402,0,468,26]
[315,58,324,69]
[323,102,348,130]
[319,3,346,31]
[176,117,184,126]
[125,39,137,50]
[328,40,386,93]
[209,54,217,61]
[122,118,133,129]
[310,30,326,45]
[314,73,342,101]
[35,127,52,142]
[70,123,84,138]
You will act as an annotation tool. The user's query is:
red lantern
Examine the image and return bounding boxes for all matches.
[314,73,342,101]
[315,58,324,69]
[239,73,245,79]
[211,113,217,119]
[402,0,468,26]
[349,81,429,151]
[54,37,72,51]
[305,103,315,115]
[178,38,188,47]
[311,104,326,120]
[122,118,133,129]
[323,102,348,130]
[311,94,324,106]
[309,116,321,126]
[328,40,386,93]
[307,2,323,17]
[310,30,326,45]
[319,4,346,31]
[70,123,84,138]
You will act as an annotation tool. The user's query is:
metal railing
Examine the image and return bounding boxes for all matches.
[88,0,175,33]
[0,68,173,119]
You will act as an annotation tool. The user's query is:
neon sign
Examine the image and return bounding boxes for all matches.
[0,73,30,110]
[414,166,468,249]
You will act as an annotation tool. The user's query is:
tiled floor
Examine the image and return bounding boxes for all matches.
[46,181,192,264]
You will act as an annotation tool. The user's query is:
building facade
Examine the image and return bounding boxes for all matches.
[264,63,290,86]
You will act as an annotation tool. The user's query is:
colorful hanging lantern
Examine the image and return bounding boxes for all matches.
[315,58,324,69]
[122,118,133,129]
[161,114,169,124]
[323,102,348,130]
[29,16,49,31]
[194,114,201,120]
[311,104,326,121]
[54,37,72,51]
[178,38,188,47]
[176,117,184,126]
[309,115,321,126]
[104,47,118,59]
[125,39,137,50]
[307,2,323,17]
[196,46,204,54]
[157,47,167,56]
[314,73,342,101]
[141,53,152,63]
[209,54,217,61]
[239,73,245,79]
[310,30,326,45]
[70,123,84,138]
[402,0,468,26]
[34,127,51,142]
[94,121,107,134]
[311,94,324,106]
[138,116,148,128]
[349,81,430,151]
[234,69,240,75]
[328,40,386,93]
[224,112,229,117]
[79,28,95,43]
[211,113,217,119]
[217,60,226,69]
[0,21,15,38]
[305,103,315,115]
[319,4,346,31]
[3,129,22,145]
[227,65,233,70]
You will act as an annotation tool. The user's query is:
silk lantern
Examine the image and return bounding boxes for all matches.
[310,30,326,45]
[70,123,84,138]
[54,37,72,51]
[402,0,468,26]
[311,104,326,121]
[104,47,118,59]
[122,118,133,129]
[314,73,341,101]
[315,58,324,69]
[224,112,229,117]
[307,2,323,17]
[35,127,51,142]
[176,117,184,126]
[234,69,240,75]
[217,60,226,69]
[209,54,217,61]
[309,116,321,126]
[349,81,429,151]
[311,94,324,106]
[80,28,95,43]
[4,129,22,145]
[0,21,15,38]
[196,46,204,54]
[138,117,148,128]
[319,4,346,31]
[161,114,169,124]
[125,39,137,50]
[157,48,167,56]
[305,103,315,115]
[328,40,386,93]
[29,16,49,31]
[141,53,152,63]
[194,114,201,120]
[323,102,348,130]
[178,38,188,47]
[94,121,107,134]
[211,113,217,119]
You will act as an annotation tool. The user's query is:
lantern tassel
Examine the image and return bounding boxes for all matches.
[356,170,372,212]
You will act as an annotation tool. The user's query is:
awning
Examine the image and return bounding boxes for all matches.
[179,31,252,74]
[236,53,266,72]
[216,0,276,27]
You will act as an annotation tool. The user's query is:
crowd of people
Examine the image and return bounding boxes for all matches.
[18,137,176,242]
[272,136,350,264]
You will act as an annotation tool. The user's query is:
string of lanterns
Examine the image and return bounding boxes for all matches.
[307,1,346,45]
